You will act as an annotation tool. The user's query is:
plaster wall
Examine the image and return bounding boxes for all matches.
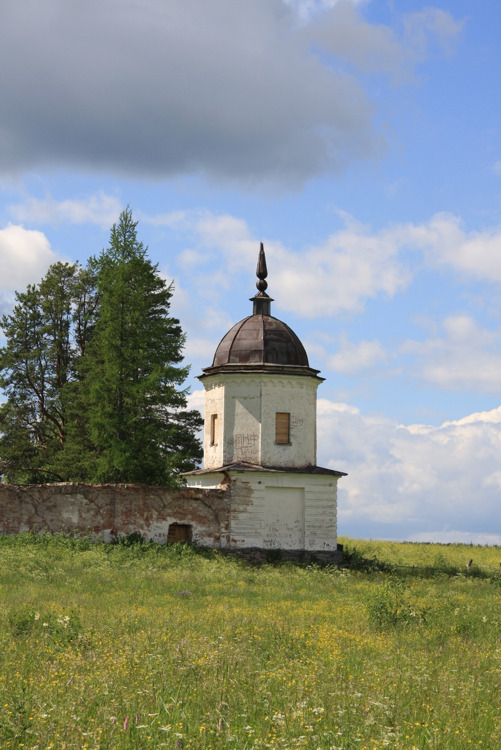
[201,373,320,469]
[0,483,231,547]
[186,469,338,551]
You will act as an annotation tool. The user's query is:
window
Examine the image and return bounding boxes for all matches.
[275,412,290,444]
[210,414,218,446]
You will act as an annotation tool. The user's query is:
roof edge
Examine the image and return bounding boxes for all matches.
[199,364,324,380]
[184,462,347,477]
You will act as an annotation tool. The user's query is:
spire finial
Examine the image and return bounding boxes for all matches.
[251,243,273,315]
[256,242,268,294]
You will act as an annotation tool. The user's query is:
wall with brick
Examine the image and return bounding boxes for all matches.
[0,483,231,547]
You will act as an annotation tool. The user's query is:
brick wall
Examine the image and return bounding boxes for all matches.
[0,483,231,547]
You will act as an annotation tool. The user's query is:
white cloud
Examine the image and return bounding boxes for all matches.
[327,336,388,373]
[493,160,501,176]
[186,389,205,415]
[8,192,122,228]
[0,224,58,292]
[317,400,501,540]
[148,208,501,321]
[411,212,501,283]
[401,314,501,393]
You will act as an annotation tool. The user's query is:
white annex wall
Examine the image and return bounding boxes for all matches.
[263,487,304,549]
[229,471,338,550]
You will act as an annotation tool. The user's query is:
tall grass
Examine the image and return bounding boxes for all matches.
[0,533,499,749]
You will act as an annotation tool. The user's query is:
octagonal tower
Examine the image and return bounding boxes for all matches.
[185,244,346,554]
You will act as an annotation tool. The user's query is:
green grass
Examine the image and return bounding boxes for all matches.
[0,533,500,749]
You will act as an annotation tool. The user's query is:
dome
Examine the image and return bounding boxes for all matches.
[200,243,322,379]
[212,314,309,368]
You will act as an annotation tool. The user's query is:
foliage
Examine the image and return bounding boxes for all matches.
[0,262,94,482]
[0,208,202,484]
[365,576,428,628]
[0,536,500,749]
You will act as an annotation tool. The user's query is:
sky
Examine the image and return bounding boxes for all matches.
[1,0,501,545]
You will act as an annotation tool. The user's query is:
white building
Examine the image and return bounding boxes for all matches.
[185,244,346,554]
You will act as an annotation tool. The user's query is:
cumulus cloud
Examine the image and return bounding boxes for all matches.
[0,1,462,188]
[0,225,58,292]
[327,335,388,373]
[8,192,122,228]
[317,399,501,541]
[401,315,501,393]
[148,208,501,319]
[0,0,390,187]
[410,212,501,283]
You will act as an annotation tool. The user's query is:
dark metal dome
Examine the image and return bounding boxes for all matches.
[212,314,309,368]
[200,243,322,379]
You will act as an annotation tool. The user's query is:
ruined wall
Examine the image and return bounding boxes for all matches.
[0,483,231,547]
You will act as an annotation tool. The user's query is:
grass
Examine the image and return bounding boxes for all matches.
[0,533,499,749]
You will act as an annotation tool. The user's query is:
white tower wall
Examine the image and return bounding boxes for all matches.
[201,372,320,469]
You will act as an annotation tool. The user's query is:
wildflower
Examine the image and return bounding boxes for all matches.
[124,716,129,731]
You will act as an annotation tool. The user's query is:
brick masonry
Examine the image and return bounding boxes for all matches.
[0,483,231,547]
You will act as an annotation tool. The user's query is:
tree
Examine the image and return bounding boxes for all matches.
[76,208,202,484]
[0,262,88,482]
[0,209,202,484]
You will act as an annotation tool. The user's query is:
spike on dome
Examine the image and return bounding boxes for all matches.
[252,243,273,316]
[256,242,268,294]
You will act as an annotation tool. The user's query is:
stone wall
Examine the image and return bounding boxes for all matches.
[0,482,231,547]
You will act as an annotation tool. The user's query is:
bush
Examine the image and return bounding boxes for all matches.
[366,577,428,629]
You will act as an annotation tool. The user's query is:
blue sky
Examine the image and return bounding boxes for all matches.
[1,0,500,544]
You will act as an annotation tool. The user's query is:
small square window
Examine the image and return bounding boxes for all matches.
[275,412,290,444]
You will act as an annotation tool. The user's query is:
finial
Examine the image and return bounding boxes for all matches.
[251,243,273,316]
[256,242,268,294]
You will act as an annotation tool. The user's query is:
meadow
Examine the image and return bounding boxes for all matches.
[0,533,499,750]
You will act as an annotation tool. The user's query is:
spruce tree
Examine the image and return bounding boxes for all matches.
[71,208,202,484]
[0,208,202,484]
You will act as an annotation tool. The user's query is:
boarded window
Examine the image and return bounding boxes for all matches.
[275,412,290,444]
[167,523,192,544]
[210,414,218,445]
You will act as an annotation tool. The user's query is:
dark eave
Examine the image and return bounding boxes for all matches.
[184,462,347,477]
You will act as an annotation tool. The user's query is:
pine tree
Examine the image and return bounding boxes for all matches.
[0,262,86,481]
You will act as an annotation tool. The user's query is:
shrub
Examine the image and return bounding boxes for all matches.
[365,577,428,629]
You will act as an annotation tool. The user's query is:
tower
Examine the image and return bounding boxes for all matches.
[185,244,346,553]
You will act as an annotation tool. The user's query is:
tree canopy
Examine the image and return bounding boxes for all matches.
[0,208,202,485]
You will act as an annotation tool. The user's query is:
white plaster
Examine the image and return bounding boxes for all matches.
[201,373,320,469]
[188,469,339,550]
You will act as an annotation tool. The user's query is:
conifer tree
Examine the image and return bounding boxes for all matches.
[78,207,202,484]
[0,262,88,481]
[0,208,202,484]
